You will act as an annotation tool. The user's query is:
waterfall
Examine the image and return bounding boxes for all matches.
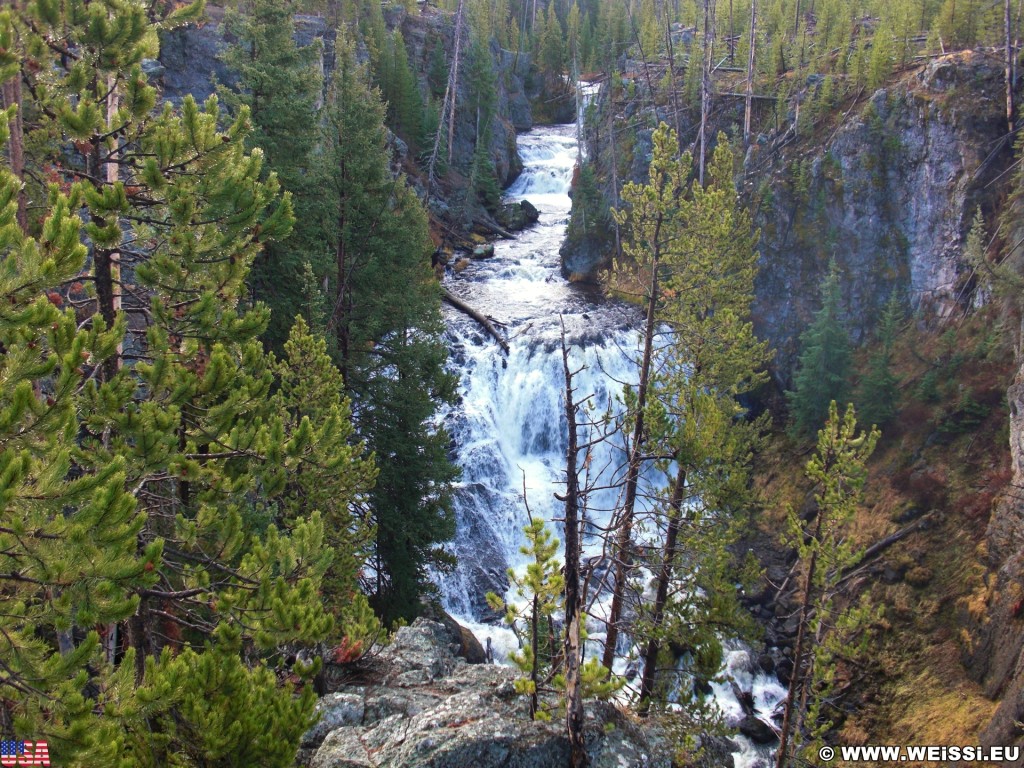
[439,116,783,768]
[440,121,641,659]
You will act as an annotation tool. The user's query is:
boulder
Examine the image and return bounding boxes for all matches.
[520,199,540,223]
[472,243,495,260]
[494,200,541,232]
[738,715,778,745]
[419,602,488,664]
[302,619,673,768]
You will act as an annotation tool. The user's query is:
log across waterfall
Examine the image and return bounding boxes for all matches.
[438,122,785,768]
[440,287,509,353]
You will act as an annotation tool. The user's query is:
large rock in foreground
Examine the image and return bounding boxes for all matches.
[299,619,672,768]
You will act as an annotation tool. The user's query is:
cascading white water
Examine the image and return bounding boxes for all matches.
[439,117,783,768]
[440,123,641,655]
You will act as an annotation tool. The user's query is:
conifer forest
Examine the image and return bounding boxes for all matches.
[1,0,1023,766]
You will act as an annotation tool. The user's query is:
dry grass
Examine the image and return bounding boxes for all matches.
[751,308,1017,754]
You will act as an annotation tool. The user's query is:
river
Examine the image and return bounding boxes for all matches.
[439,120,784,768]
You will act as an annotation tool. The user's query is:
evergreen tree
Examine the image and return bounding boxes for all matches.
[313,36,458,625]
[221,0,325,350]
[776,402,881,768]
[378,30,427,154]
[540,1,566,77]
[7,2,377,762]
[787,261,853,436]
[0,92,158,759]
[273,317,380,648]
[636,133,770,715]
[489,518,564,720]
[856,293,903,428]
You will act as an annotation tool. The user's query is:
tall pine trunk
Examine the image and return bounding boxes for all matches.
[699,0,715,184]
[1007,0,1016,134]
[561,328,589,768]
[775,513,822,768]
[602,214,662,672]
[637,465,686,713]
[744,0,757,148]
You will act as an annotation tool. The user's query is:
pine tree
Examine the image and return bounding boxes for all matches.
[313,36,458,625]
[787,261,853,436]
[8,3,373,762]
[775,402,881,768]
[381,30,427,153]
[273,317,379,648]
[602,123,681,672]
[636,134,770,715]
[856,293,903,428]
[0,91,158,759]
[220,0,325,350]
[489,518,564,720]
[540,1,566,77]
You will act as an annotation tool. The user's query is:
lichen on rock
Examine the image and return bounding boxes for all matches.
[299,619,674,768]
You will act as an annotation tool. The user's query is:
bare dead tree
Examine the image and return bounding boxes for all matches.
[560,320,589,768]
[698,0,716,184]
[744,0,757,148]
[1007,0,1016,134]
[427,0,466,193]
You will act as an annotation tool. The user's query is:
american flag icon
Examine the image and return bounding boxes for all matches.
[0,740,50,766]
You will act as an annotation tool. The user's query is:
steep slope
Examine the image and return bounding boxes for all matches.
[565,49,1024,751]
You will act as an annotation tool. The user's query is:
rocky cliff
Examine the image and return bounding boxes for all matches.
[390,5,531,189]
[298,620,678,768]
[566,52,1013,380]
[565,50,1024,752]
[155,4,531,240]
[746,51,1010,378]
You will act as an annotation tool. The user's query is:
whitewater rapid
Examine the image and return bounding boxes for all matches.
[438,119,784,768]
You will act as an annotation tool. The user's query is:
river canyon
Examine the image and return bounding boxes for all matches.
[438,117,786,767]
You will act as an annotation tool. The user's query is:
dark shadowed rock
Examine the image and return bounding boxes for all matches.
[420,602,488,664]
[738,715,778,745]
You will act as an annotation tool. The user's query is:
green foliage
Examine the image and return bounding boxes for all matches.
[221,0,324,350]
[779,402,882,766]
[310,36,458,626]
[856,293,903,428]
[487,518,619,720]
[614,126,769,717]
[0,104,158,758]
[379,30,427,152]
[540,2,566,77]
[427,37,450,97]
[123,624,318,768]
[1,3,380,763]
[565,161,610,245]
[273,317,380,645]
[787,261,853,437]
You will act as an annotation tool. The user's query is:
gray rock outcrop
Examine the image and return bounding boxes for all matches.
[564,52,1013,380]
[299,619,673,768]
[748,51,1010,378]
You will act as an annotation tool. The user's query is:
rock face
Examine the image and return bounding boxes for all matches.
[565,52,1013,379]
[156,6,529,238]
[397,6,529,187]
[748,51,1009,378]
[299,620,673,768]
